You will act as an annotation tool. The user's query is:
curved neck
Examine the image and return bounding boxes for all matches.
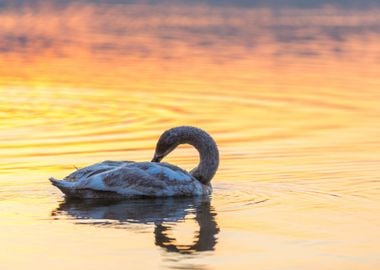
[176,127,219,184]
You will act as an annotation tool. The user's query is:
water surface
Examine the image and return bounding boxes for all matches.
[0,1,379,269]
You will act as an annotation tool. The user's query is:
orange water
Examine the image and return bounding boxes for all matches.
[0,1,379,269]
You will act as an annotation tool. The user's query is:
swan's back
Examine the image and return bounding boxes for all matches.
[51,161,210,198]
[62,160,132,182]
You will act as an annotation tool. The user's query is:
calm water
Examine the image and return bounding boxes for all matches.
[1,1,380,269]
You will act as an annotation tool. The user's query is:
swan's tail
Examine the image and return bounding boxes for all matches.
[50,177,126,199]
[49,177,75,195]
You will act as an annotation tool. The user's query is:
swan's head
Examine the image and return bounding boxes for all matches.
[151,128,180,162]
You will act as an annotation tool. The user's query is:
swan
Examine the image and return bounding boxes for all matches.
[49,126,219,199]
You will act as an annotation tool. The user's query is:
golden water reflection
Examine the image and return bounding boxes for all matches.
[0,1,380,269]
[53,197,219,255]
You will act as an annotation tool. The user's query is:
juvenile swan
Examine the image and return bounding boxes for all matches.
[49,126,219,199]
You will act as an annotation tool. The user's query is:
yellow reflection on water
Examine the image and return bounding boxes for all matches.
[0,1,380,270]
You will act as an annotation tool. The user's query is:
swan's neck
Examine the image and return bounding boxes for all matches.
[177,127,219,185]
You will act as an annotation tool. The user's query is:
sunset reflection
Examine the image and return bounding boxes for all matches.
[0,1,380,270]
[1,2,379,90]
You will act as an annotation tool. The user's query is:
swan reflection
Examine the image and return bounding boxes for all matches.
[53,196,219,254]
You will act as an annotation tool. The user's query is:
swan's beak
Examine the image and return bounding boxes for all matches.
[151,154,163,162]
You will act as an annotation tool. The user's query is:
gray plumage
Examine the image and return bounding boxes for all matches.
[50,126,219,199]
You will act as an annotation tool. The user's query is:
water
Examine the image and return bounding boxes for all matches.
[1,1,380,269]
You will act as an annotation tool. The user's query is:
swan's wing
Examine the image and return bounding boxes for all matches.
[63,160,134,182]
[80,162,205,196]
[51,162,209,197]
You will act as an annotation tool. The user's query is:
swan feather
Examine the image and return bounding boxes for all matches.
[50,161,210,198]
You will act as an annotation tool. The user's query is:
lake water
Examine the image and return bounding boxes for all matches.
[0,1,379,269]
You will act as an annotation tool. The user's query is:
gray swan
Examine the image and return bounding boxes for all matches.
[49,126,219,198]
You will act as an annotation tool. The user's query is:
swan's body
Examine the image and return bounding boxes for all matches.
[50,161,210,198]
[50,126,219,198]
